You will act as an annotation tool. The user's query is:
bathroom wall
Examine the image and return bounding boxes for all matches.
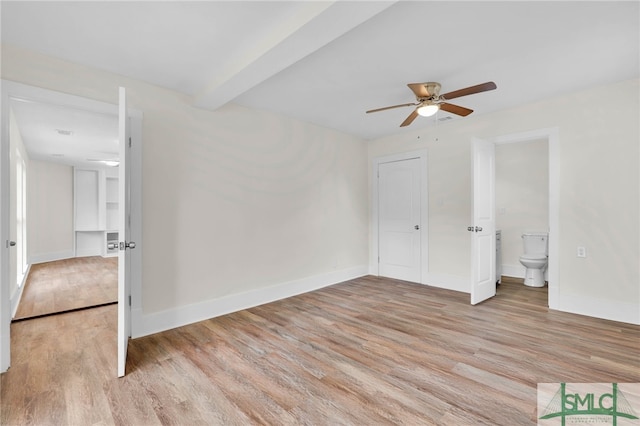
[495,139,549,278]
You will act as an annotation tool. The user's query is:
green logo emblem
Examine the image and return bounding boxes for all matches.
[539,383,639,425]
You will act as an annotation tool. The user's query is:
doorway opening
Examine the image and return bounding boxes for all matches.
[492,127,559,309]
[1,80,142,374]
[9,97,120,321]
[495,138,549,297]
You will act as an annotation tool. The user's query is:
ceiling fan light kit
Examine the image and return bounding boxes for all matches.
[366,81,497,127]
[417,103,439,117]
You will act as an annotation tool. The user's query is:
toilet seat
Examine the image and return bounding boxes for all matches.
[520,254,547,261]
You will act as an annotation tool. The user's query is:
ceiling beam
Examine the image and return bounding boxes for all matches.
[193,1,396,111]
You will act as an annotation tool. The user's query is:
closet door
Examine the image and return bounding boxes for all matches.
[378,158,422,283]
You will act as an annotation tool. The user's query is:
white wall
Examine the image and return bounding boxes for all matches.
[1,45,370,335]
[2,44,637,328]
[369,78,639,324]
[496,139,549,276]
[28,160,74,264]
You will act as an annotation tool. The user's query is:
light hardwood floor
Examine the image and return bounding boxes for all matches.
[1,276,638,425]
[14,256,117,320]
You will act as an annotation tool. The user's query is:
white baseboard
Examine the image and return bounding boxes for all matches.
[131,265,369,338]
[422,273,470,293]
[501,264,525,279]
[11,264,31,318]
[557,292,640,325]
[29,250,74,265]
[75,249,102,258]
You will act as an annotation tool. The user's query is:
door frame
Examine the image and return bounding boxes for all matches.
[475,127,559,309]
[0,80,143,373]
[371,149,428,282]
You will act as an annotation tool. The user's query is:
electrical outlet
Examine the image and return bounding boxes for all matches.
[577,246,587,258]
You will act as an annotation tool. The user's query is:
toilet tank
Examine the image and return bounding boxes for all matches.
[522,232,548,255]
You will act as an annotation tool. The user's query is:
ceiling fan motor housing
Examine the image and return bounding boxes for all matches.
[422,82,441,100]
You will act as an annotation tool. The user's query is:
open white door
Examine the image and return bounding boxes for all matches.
[0,86,11,373]
[117,87,133,377]
[470,138,496,305]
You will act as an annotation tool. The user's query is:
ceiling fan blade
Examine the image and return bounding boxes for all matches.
[400,110,419,127]
[407,83,430,98]
[441,81,497,101]
[366,102,417,114]
[440,103,473,117]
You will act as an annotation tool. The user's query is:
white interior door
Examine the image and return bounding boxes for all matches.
[0,88,11,372]
[470,138,496,304]
[378,158,421,283]
[117,87,133,377]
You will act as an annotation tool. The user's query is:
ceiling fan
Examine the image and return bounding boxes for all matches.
[366,81,497,127]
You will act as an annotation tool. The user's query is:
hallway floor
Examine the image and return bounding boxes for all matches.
[14,256,117,321]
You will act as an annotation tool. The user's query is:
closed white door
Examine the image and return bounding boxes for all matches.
[470,138,496,304]
[117,87,133,377]
[378,158,421,283]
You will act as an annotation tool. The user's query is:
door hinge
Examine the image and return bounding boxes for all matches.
[128,295,131,306]
[128,137,132,147]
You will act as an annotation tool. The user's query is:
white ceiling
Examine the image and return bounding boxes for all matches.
[2,1,638,163]
[9,98,119,167]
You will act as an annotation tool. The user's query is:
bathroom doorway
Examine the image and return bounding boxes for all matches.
[493,128,559,309]
[495,139,549,280]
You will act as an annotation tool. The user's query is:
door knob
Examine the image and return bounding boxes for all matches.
[7,240,16,247]
[126,241,136,249]
[107,243,117,250]
[475,226,483,232]
[467,227,474,232]
[414,225,420,230]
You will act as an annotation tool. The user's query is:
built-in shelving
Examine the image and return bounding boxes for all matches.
[105,176,119,232]
[74,167,119,258]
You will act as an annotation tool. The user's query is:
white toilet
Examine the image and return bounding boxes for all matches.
[519,232,548,287]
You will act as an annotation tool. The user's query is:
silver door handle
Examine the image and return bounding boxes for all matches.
[126,241,136,249]
[467,227,474,232]
[107,243,117,250]
[475,226,483,232]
